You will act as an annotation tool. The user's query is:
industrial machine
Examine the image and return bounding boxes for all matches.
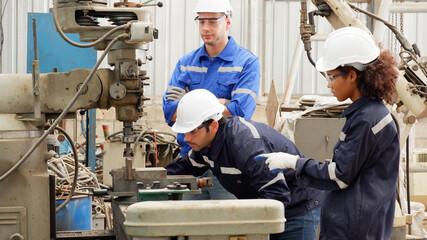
[0,1,286,239]
[299,0,427,130]
[0,0,164,238]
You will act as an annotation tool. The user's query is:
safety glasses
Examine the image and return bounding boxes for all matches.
[188,120,213,135]
[194,14,226,27]
[324,71,346,83]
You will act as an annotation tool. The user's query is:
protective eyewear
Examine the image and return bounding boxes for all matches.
[197,120,212,130]
[324,71,346,83]
[194,14,226,27]
[189,120,212,134]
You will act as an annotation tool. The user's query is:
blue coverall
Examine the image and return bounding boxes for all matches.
[294,97,400,240]
[166,116,324,238]
[162,36,260,156]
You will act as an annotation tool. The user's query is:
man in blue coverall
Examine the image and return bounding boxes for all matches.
[162,0,260,157]
[166,89,323,240]
[162,0,260,200]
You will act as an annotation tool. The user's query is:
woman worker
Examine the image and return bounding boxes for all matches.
[256,27,400,239]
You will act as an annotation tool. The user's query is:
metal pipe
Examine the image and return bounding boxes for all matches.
[390,2,427,13]
[270,0,276,95]
[372,0,392,42]
[283,38,303,105]
[261,0,267,96]
[402,163,427,173]
[406,137,411,214]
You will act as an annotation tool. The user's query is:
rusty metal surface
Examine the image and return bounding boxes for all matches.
[110,167,199,196]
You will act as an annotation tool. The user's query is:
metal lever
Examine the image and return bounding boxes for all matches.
[31,18,41,120]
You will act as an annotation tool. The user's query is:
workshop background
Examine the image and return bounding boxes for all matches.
[1,0,427,189]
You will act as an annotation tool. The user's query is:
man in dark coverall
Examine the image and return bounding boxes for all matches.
[166,89,324,240]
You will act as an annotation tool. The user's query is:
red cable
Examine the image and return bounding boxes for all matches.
[153,131,158,167]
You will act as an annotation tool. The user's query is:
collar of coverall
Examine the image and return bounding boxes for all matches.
[207,119,227,160]
[199,36,236,62]
[340,96,374,118]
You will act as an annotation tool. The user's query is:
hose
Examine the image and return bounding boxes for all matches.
[300,0,317,67]
[53,0,127,48]
[54,126,79,213]
[306,51,316,67]
[0,33,128,183]
[347,3,418,56]
[132,129,150,157]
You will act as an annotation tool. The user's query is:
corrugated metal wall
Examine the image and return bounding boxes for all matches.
[1,0,427,99]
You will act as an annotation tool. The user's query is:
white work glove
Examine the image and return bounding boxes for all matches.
[165,86,188,101]
[254,152,300,172]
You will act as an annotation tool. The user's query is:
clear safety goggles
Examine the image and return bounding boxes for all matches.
[194,14,226,27]
[188,120,213,135]
[324,71,346,83]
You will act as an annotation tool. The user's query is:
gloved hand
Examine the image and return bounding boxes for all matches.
[254,152,300,172]
[165,86,188,101]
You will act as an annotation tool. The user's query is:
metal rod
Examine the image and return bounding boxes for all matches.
[406,137,411,214]
[32,18,38,60]
[390,2,427,13]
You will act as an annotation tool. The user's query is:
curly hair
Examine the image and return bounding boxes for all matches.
[337,50,398,103]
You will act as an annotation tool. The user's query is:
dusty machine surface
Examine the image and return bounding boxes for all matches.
[0,0,174,239]
[0,115,50,239]
[124,199,285,240]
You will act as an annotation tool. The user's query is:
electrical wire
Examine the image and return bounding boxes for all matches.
[347,2,417,56]
[0,33,128,183]
[54,126,79,213]
[53,0,127,48]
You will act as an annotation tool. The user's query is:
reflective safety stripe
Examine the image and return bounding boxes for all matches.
[238,117,260,139]
[259,172,285,191]
[180,65,208,73]
[202,155,214,168]
[189,157,207,168]
[231,88,257,102]
[328,162,349,189]
[188,150,207,168]
[218,66,243,73]
[339,132,346,142]
[220,167,242,175]
[372,113,393,135]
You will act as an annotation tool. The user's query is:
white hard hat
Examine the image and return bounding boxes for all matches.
[316,27,380,72]
[172,89,225,133]
[193,0,233,16]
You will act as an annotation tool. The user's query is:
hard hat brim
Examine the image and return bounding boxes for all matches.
[171,104,225,134]
[315,57,329,72]
[171,121,202,134]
